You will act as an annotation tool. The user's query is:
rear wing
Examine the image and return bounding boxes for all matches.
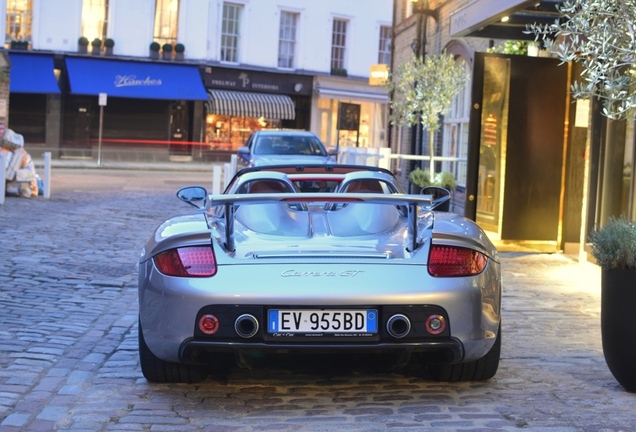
[204,192,446,253]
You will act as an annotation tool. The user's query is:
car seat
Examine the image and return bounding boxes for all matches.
[248,180,291,193]
[344,179,384,193]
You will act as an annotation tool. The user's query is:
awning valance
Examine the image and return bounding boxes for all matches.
[65,57,208,100]
[315,87,388,104]
[206,89,295,120]
[9,53,60,94]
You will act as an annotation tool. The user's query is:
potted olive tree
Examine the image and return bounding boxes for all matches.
[589,217,636,392]
[532,0,636,393]
[387,52,469,177]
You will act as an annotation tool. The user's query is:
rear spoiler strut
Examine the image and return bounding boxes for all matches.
[205,192,447,253]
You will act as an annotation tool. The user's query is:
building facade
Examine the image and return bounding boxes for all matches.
[393,0,635,261]
[2,0,391,162]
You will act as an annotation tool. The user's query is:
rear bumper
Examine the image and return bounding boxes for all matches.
[179,339,464,365]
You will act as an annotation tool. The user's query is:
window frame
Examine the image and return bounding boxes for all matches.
[378,25,391,65]
[153,0,179,47]
[81,0,109,42]
[278,10,298,69]
[6,0,33,43]
[331,18,348,71]
[221,2,242,63]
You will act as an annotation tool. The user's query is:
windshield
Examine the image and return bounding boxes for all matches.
[254,135,327,156]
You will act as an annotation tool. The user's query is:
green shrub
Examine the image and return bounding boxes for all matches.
[408,168,457,190]
[589,216,636,270]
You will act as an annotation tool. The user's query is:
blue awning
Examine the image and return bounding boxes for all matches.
[9,53,60,94]
[65,57,208,100]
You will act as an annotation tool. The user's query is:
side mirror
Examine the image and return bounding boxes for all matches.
[420,186,451,212]
[238,146,249,155]
[177,186,207,208]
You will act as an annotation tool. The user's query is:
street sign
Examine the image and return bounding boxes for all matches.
[98,92,107,106]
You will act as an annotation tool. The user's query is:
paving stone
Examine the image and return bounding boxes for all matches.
[1,169,635,431]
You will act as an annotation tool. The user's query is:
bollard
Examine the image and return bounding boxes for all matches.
[230,154,237,177]
[0,152,5,205]
[223,162,232,189]
[212,165,222,195]
[43,152,51,199]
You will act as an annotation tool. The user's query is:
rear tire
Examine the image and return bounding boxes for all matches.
[428,325,501,382]
[138,320,208,383]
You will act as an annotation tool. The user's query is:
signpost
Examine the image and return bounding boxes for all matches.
[97,93,107,166]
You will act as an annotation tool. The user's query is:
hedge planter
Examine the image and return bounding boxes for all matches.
[601,269,636,392]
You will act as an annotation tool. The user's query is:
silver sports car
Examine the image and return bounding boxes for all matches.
[138,165,502,383]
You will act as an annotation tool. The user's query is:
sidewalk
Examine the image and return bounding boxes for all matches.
[32,157,225,172]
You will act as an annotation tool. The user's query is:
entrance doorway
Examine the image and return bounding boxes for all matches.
[169,101,192,161]
[465,53,580,249]
[62,100,93,159]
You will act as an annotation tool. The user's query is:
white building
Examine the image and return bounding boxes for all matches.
[2,0,391,162]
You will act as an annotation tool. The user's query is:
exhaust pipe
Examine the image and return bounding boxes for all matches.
[235,314,259,338]
[386,314,411,338]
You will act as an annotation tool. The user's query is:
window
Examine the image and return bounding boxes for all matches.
[443,59,471,188]
[154,0,179,46]
[81,0,108,41]
[6,0,32,43]
[221,3,242,63]
[331,19,347,71]
[278,11,298,69]
[378,26,391,65]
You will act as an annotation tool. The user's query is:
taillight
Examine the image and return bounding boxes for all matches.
[428,245,487,277]
[153,246,217,277]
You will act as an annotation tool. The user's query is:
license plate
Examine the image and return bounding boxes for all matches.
[268,309,377,333]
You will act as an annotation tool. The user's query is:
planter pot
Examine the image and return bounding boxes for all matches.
[601,268,636,392]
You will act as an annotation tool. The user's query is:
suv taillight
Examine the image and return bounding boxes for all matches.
[428,245,487,277]
[154,246,217,277]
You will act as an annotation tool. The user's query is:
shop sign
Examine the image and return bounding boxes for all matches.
[203,67,313,96]
[450,0,534,37]
[369,64,388,86]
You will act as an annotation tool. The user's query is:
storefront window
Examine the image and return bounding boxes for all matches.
[599,119,636,222]
[82,0,108,41]
[317,97,386,149]
[205,114,281,151]
[6,0,32,44]
[627,122,636,219]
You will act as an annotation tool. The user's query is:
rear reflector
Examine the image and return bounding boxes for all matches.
[154,246,217,277]
[428,245,487,277]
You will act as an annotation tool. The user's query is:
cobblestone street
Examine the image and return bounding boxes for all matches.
[0,168,634,431]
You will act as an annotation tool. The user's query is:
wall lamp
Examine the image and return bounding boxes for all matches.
[411,0,439,22]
